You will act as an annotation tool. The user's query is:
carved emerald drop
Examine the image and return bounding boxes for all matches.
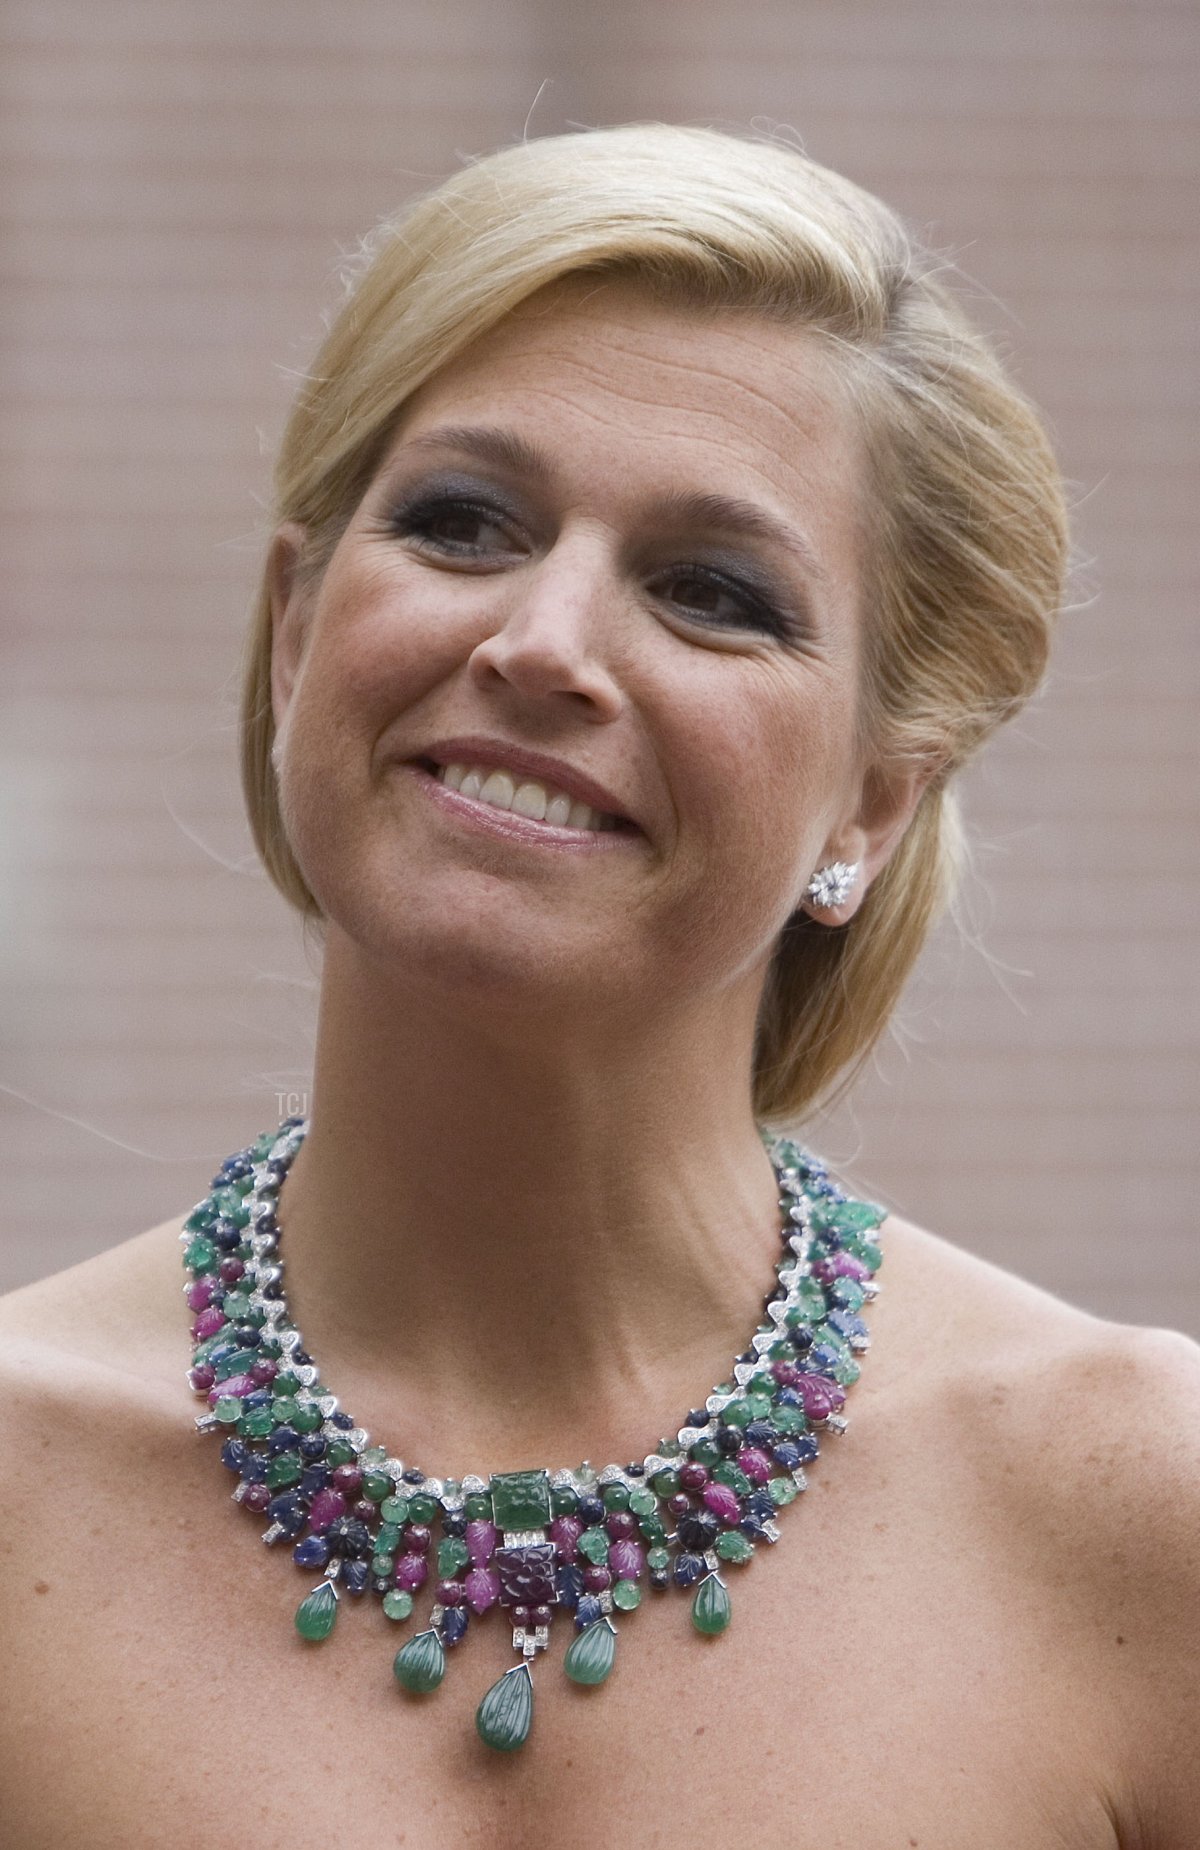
[393,1628,446,1693]
[691,1571,732,1636]
[476,1662,534,1751]
[563,1617,617,1686]
[294,1581,338,1642]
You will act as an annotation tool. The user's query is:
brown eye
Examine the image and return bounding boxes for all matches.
[420,507,506,549]
[387,491,522,556]
[655,565,789,639]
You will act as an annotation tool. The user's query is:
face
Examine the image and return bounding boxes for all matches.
[269,279,921,1027]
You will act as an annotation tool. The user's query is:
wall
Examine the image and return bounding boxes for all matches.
[2,0,1197,1332]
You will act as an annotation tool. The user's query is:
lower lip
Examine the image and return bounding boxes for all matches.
[399,762,641,854]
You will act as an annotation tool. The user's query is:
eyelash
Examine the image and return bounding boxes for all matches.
[384,490,795,642]
[389,493,515,557]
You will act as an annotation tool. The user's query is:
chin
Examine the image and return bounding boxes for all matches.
[326,886,617,1010]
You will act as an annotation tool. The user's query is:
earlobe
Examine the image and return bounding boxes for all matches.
[801,757,938,926]
[267,522,310,735]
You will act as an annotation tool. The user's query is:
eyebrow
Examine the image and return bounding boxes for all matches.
[394,422,829,589]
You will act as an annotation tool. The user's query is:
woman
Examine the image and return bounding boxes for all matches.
[1,123,1196,1847]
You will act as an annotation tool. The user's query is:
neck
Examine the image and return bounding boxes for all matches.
[271,931,786,1478]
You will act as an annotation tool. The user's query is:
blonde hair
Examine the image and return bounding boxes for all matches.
[240,122,1069,1125]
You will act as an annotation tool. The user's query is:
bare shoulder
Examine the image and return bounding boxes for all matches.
[0,1218,192,1642]
[1010,1301,1200,1850]
[0,1214,188,1419]
[880,1208,1200,1540]
[881,1209,1200,1849]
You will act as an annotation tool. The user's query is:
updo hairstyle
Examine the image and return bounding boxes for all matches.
[239,122,1069,1123]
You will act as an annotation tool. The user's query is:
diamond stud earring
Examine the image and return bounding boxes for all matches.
[803,860,860,910]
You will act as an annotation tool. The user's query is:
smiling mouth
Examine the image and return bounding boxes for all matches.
[413,757,637,835]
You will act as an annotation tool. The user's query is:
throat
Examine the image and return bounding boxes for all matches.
[267,1124,789,1473]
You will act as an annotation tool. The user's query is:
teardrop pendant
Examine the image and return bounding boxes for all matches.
[294,1580,339,1641]
[475,1661,534,1752]
[393,1627,446,1693]
[691,1571,732,1635]
[563,1616,617,1686]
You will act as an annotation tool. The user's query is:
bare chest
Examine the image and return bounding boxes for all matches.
[3,1404,1121,1850]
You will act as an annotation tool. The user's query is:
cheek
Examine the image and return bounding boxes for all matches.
[300,558,462,739]
[679,673,852,858]
[675,682,860,968]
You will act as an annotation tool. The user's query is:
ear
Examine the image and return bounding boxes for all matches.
[267,521,311,740]
[802,755,939,926]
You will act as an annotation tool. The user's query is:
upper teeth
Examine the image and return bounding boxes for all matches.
[436,762,618,832]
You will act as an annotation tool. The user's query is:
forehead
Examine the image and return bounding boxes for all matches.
[383,279,866,565]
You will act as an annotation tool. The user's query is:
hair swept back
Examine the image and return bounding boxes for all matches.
[240,121,1068,1126]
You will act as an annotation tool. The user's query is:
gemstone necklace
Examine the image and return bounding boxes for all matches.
[183,1115,884,1752]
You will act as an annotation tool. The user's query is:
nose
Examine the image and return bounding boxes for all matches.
[465,537,626,722]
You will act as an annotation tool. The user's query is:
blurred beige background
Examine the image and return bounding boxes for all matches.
[2,2,1197,1334]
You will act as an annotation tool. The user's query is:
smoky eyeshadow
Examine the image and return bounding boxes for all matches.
[379,467,526,524]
